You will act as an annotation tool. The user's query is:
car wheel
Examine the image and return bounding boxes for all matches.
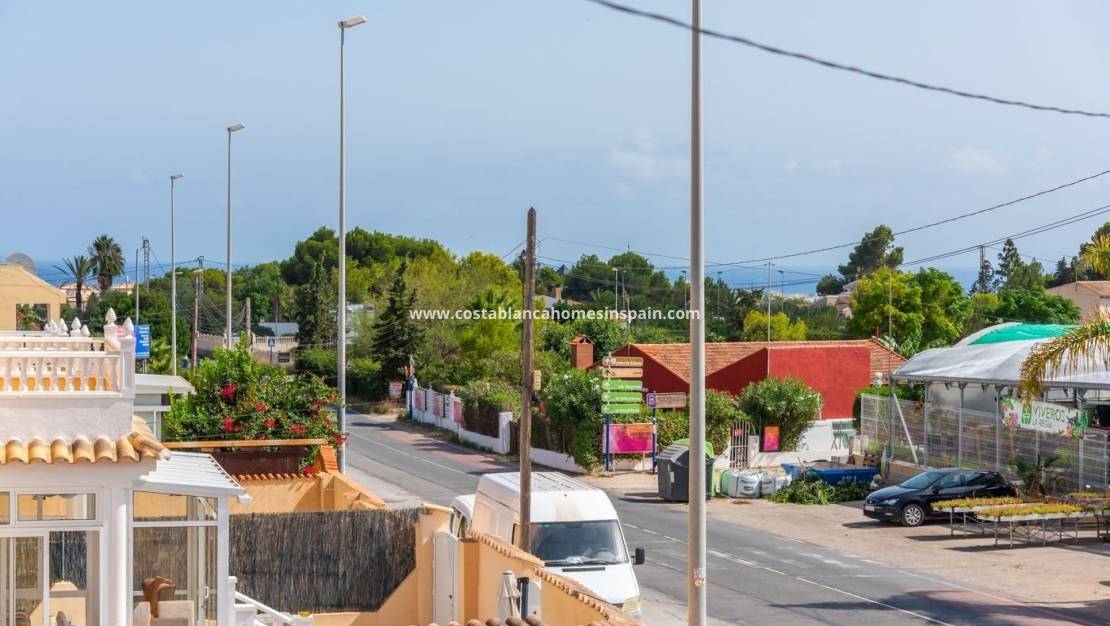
[900,503,926,527]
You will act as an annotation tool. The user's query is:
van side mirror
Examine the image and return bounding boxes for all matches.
[633,547,646,566]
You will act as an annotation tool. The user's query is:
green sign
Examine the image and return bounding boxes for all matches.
[602,403,642,415]
[602,391,642,403]
[602,379,642,391]
[1000,397,1088,440]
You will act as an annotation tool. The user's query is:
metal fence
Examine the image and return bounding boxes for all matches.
[860,394,1109,493]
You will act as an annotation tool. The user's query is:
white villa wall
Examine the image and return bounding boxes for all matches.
[0,395,135,441]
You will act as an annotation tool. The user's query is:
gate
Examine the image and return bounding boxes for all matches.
[433,531,460,624]
[729,420,750,469]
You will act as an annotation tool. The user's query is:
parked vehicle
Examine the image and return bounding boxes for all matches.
[449,472,645,616]
[863,468,1016,527]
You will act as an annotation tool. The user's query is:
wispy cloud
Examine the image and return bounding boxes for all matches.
[607,126,686,182]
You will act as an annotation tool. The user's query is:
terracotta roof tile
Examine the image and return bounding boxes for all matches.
[0,416,167,465]
[628,339,904,382]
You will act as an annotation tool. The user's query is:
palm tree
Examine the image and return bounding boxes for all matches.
[1020,314,1110,399]
[54,255,94,311]
[88,235,124,292]
[1080,234,1110,278]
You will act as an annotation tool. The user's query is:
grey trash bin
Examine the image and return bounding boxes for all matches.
[656,443,714,502]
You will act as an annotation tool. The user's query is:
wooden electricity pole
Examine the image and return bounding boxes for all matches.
[245,297,252,345]
[519,207,537,552]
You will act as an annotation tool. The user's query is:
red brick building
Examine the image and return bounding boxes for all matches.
[600,340,904,419]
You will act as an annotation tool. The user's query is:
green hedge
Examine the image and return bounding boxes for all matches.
[295,348,385,401]
[738,377,821,452]
[460,380,519,438]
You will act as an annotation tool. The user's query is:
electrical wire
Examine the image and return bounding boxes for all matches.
[585,0,1110,119]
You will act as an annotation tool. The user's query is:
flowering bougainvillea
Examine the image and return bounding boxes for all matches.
[163,340,345,470]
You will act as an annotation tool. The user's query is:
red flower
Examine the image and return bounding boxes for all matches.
[223,416,236,432]
[303,465,316,477]
[331,434,348,446]
[264,418,277,430]
[253,401,268,412]
[290,423,307,436]
[219,383,238,402]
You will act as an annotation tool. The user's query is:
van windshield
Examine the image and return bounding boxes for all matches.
[530,520,629,566]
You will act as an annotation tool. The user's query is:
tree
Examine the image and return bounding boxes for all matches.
[1020,315,1110,399]
[815,274,844,296]
[741,310,806,341]
[738,377,821,452]
[281,227,338,285]
[914,268,970,346]
[970,254,997,294]
[837,225,903,280]
[1077,222,1110,279]
[371,262,424,380]
[234,262,294,321]
[55,255,94,311]
[294,261,337,347]
[846,268,923,342]
[1004,260,1046,291]
[995,239,1023,287]
[967,292,1000,333]
[1080,234,1110,277]
[562,254,617,302]
[993,289,1080,324]
[457,287,520,382]
[1047,257,1076,288]
[88,234,124,291]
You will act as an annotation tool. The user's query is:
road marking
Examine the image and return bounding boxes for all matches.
[346,429,469,476]
[794,576,956,626]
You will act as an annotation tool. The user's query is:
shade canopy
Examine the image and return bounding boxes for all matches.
[134,451,245,497]
[893,323,1110,390]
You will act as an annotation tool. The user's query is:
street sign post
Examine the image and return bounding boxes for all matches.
[601,403,642,415]
[600,355,648,471]
[603,367,643,379]
[601,355,643,367]
[602,391,642,404]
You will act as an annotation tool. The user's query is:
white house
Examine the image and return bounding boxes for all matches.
[0,311,298,626]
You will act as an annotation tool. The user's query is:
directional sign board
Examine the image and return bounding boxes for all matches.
[602,379,642,391]
[602,391,642,404]
[654,392,687,409]
[602,403,643,415]
[602,355,643,367]
[603,367,643,379]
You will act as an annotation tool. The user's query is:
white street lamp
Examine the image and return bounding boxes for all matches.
[226,123,245,349]
[337,15,366,473]
[170,173,184,375]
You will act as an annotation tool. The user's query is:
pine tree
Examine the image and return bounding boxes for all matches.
[1048,257,1076,288]
[995,239,1023,289]
[295,261,337,347]
[970,255,997,294]
[371,262,424,379]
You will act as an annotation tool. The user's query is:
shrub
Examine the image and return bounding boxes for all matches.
[164,341,344,472]
[655,390,746,456]
[932,497,1021,511]
[347,357,384,400]
[770,478,867,504]
[295,347,337,378]
[738,377,821,451]
[461,380,520,437]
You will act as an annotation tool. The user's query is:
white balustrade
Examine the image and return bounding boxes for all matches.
[229,577,314,626]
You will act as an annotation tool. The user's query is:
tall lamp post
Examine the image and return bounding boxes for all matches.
[225,122,246,349]
[688,0,707,623]
[169,173,184,375]
[337,15,366,473]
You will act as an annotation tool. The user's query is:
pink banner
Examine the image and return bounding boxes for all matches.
[453,398,464,424]
[415,391,424,411]
[605,423,655,454]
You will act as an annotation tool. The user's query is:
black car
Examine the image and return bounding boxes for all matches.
[863,468,1015,527]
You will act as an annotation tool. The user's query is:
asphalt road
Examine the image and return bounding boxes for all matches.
[344,411,1100,626]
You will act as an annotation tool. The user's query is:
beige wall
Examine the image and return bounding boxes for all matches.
[1046,283,1108,322]
[0,264,67,330]
[232,472,385,514]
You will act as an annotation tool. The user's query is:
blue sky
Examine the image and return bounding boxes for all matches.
[4,1,1110,290]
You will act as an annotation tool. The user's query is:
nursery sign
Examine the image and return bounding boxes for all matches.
[605,422,655,454]
[1000,397,1088,440]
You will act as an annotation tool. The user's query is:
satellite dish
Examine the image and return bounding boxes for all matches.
[6,252,35,274]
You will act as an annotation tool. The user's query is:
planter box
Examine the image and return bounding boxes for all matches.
[211,447,311,475]
[979,511,1092,523]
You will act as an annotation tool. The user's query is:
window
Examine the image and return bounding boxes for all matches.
[17,493,96,521]
[529,520,630,566]
[0,492,8,524]
[133,493,217,522]
[50,530,100,626]
[132,526,218,623]
[936,473,964,489]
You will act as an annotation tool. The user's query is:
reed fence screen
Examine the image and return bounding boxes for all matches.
[230,508,421,613]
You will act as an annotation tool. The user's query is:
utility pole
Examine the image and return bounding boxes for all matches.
[191,270,201,375]
[134,247,140,324]
[688,0,708,621]
[245,297,252,346]
[613,267,619,310]
[766,261,773,377]
[519,207,537,553]
[716,271,721,317]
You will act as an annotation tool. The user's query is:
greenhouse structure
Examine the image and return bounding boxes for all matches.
[860,323,1109,492]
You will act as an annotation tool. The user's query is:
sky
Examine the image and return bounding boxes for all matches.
[4,1,1110,291]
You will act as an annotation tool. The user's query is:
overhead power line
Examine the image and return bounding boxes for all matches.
[585,0,1110,119]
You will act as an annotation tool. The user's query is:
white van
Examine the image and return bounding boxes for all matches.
[449,472,644,616]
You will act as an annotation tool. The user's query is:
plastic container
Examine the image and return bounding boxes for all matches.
[719,469,764,498]
[761,473,792,497]
[780,461,880,485]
